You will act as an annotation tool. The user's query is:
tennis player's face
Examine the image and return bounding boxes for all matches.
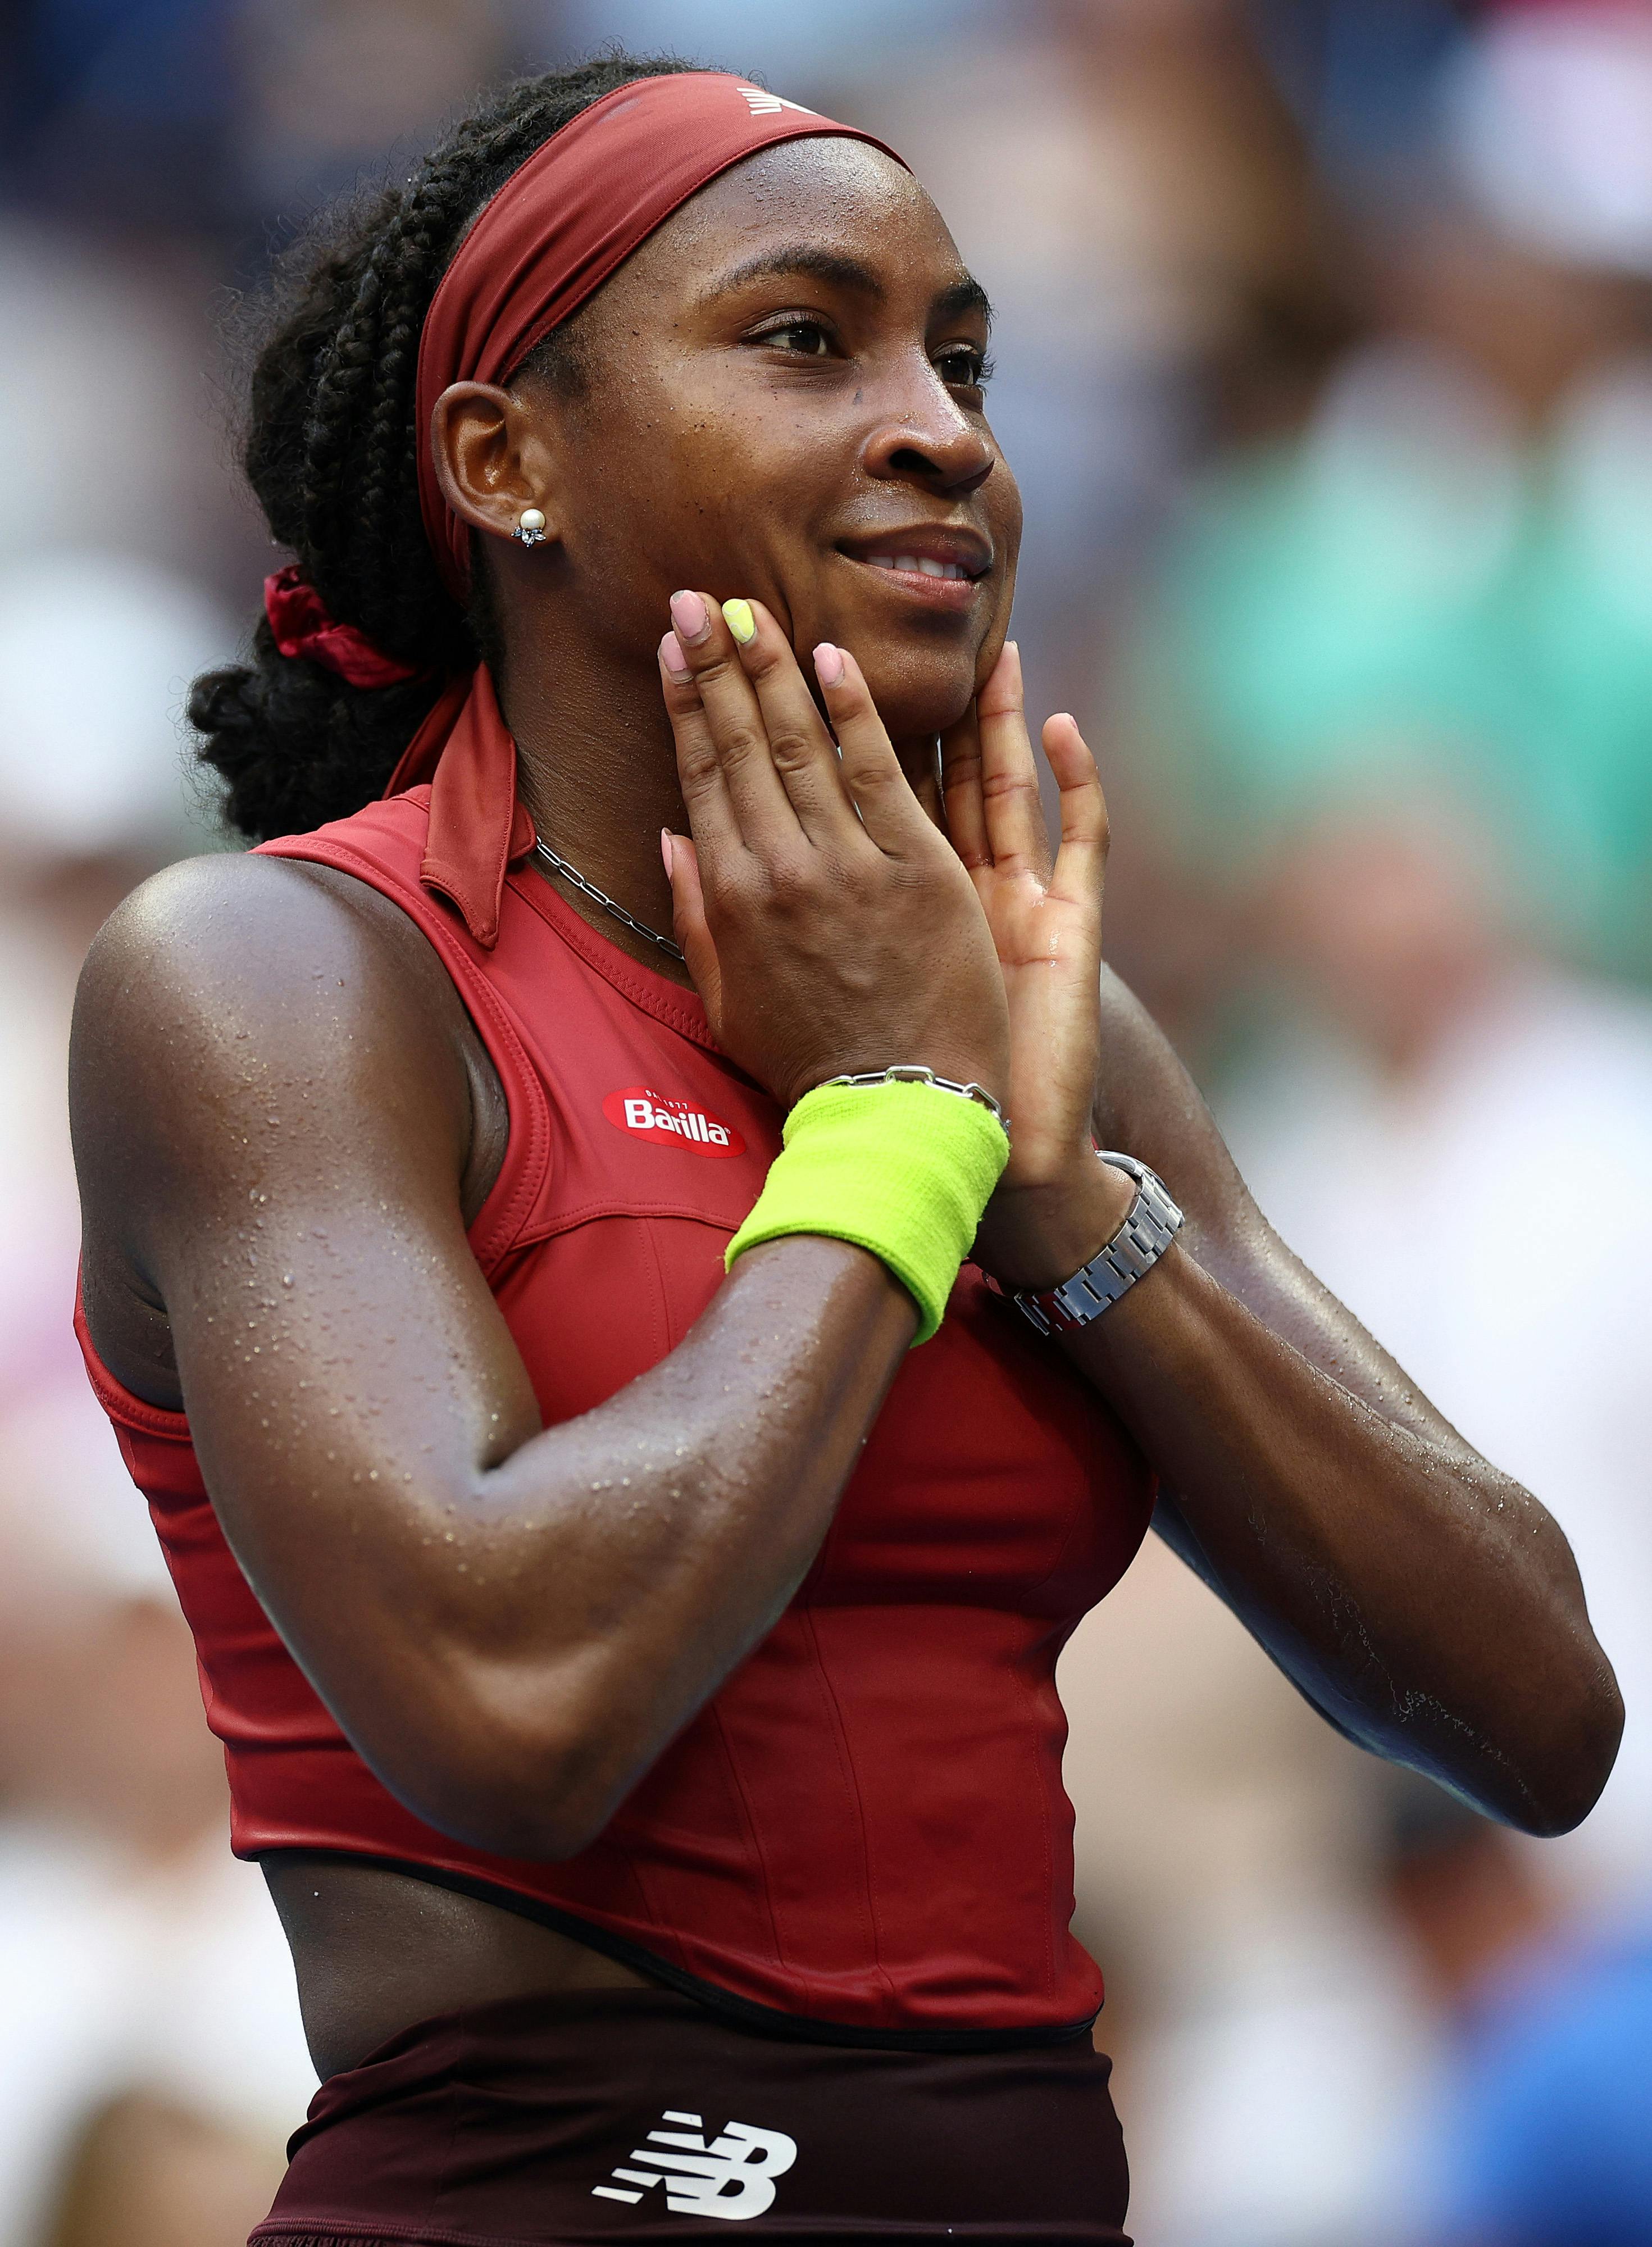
[533,138,1020,743]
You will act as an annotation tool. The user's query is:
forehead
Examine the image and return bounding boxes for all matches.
[616,137,973,310]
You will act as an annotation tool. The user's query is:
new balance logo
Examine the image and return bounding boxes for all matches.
[736,85,820,119]
[593,2109,798,2221]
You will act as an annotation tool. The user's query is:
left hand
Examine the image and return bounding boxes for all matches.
[940,644,1131,1288]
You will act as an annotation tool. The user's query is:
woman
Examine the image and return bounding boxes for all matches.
[71,52,1619,2246]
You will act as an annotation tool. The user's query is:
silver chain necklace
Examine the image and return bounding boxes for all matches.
[532,839,685,963]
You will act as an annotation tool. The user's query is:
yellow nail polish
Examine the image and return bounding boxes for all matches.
[722,598,756,644]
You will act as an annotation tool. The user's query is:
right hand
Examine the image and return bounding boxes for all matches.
[658,592,1009,1114]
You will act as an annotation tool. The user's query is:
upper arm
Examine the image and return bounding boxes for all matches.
[70,855,544,1785]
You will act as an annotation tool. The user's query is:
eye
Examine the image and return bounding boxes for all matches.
[935,344,992,392]
[756,318,837,359]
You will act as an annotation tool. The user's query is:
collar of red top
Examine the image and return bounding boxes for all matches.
[381,666,535,949]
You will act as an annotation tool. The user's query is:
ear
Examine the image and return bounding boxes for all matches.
[429,380,568,551]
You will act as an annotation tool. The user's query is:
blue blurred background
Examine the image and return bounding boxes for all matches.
[3,4,1651,2242]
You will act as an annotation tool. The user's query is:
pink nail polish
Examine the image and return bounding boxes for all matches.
[670,590,708,641]
[813,642,845,688]
[659,630,691,680]
[661,829,675,878]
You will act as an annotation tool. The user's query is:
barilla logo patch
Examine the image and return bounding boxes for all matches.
[603,1086,745,1159]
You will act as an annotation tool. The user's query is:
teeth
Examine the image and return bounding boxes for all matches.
[864,553,968,580]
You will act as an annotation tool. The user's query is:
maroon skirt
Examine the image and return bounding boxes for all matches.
[249,1985,1130,2245]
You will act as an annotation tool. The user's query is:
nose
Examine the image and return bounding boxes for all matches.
[861,362,996,498]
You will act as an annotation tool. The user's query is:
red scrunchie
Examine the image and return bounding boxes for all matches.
[263,566,424,690]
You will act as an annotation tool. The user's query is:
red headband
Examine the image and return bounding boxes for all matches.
[414,71,906,600]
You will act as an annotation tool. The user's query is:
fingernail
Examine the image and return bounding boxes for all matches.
[721,597,756,644]
[661,829,675,879]
[813,642,845,688]
[658,630,691,680]
[670,590,709,641]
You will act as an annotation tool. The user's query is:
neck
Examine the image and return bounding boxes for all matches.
[491,590,947,983]
[496,621,693,986]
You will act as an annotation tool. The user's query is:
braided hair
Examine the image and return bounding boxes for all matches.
[190,51,705,843]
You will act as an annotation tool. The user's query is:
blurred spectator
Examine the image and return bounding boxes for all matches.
[39,2090,284,2247]
[1382,1781,1562,2023]
[0,1564,316,2240]
[233,0,516,217]
[4,0,235,235]
[1126,4,1652,979]
[1419,1921,1652,2247]
[1381,1782,1652,2247]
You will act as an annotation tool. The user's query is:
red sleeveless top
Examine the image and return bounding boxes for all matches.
[76,672,1155,2049]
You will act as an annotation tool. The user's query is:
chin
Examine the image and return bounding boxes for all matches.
[854,643,980,740]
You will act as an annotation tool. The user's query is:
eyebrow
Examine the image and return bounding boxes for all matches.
[704,245,994,331]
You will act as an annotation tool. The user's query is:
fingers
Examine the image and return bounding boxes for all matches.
[1041,712,1109,905]
[729,604,861,844]
[901,736,948,834]
[974,643,1052,881]
[812,643,935,857]
[665,591,797,847]
[662,830,723,1023]
[658,630,739,856]
[939,701,990,872]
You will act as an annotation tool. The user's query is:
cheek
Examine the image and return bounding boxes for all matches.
[567,399,804,592]
[987,453,1023,563]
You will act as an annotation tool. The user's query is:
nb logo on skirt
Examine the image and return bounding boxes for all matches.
[591,2108,798,2221]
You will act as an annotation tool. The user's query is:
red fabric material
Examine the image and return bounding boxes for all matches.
[413,72,905,599]
[263,567,424,690]
[72,727,1157,2040]
[385,667,536,948]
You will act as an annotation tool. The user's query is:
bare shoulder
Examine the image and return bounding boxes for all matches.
[72,852,476,1380]
[75,848,462,1053]
[74,852,471,1165]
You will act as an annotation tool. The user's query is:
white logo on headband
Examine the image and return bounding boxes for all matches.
[736,85,820,120]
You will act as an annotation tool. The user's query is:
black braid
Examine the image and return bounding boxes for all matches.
[190,50,709,843]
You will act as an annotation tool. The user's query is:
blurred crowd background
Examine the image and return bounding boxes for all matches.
[3,1,1651,2241]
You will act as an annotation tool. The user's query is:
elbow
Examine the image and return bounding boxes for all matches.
[1504,1659,1626,1841]
[432,1767,616,1864]
[367,1663,641,1863]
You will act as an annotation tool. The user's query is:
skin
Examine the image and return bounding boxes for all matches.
[73,138,1620,2087]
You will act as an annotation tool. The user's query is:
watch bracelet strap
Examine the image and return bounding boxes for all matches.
[986,1153,1183,1337]
[817,1065,1008,1135]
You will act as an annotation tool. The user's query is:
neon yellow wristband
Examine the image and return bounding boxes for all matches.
[725,1078,1010,1344]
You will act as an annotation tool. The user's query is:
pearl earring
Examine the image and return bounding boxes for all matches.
[513,507,547,548]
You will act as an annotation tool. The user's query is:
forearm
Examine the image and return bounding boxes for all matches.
[185,1226,914,1856]
[1055,1236,1620,1832]
[448,1234,915,1843]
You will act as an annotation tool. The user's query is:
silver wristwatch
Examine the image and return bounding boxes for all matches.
[985,1153,1183,1338]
